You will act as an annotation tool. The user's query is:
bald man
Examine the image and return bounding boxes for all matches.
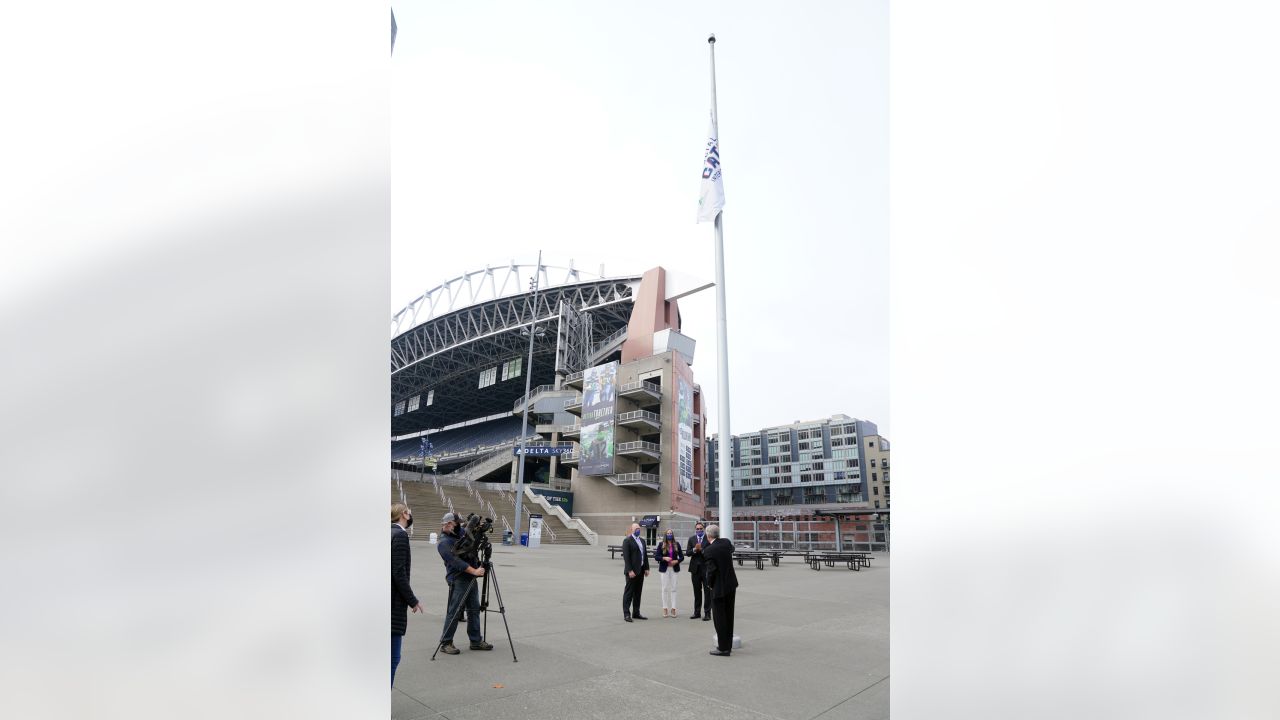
[621,522,650,622]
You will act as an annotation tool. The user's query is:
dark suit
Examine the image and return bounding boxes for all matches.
[391,524,418,686]
[621,534,650,617]
[703,537,739,652]
[685,532,712,617]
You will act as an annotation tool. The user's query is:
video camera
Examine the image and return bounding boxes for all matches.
[452,512,494,565]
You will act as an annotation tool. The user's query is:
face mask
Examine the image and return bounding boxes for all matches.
[665,534,674,541]
[405,515,413,528]
[633,529,641,537]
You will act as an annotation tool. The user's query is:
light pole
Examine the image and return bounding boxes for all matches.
[513,251,542,546]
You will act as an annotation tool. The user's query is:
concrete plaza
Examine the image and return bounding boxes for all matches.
[393,542,888,720]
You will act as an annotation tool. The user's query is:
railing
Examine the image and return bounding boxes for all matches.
[610,472,660,486]
[618,380,661,395]
[512,384,560,412]
[560,451,579,462]
[563,369,584,384]
[563,396,583,409]
[520,485,596,544]
[617,410,660,424]
[617,440,661,454]
[591,325,628,355]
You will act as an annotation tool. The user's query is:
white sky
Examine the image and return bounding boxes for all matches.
[391,0,888,438]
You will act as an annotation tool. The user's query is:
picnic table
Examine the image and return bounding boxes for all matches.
[806,552,873,571]
[607,544,624,559]
[732,550,784,569]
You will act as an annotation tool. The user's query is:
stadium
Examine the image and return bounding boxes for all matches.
[390,262,711,545]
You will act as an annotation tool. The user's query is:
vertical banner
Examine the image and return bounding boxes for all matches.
[580,361,618,476]
[677,376,694,494]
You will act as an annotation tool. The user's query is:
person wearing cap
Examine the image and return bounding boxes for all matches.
[391,503,423,686]
[436,512,492,655]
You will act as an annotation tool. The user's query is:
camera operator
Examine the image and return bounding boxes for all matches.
[436,512,493,655]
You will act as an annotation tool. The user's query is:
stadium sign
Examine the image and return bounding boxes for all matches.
[514,446,573,456]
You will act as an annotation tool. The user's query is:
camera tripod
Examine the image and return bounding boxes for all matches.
[430,546,517,662]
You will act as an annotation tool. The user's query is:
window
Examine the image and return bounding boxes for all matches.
[873,472,878,482]
[426,389,434,406]
[478,367,498,388]
[868,440,874,448]
[874,500,881,509]
[394,401,405,416]
[873,486,879,496]
[501,358,522,381]
[870,458,877,468]
[407,395,420,412]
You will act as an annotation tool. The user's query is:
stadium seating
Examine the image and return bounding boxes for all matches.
[391,416,529,462]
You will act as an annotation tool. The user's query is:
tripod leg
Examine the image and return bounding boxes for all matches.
[485,565,518,662]
[429,575,479,661]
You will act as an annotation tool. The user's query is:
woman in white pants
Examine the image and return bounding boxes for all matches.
[654,530,685,617]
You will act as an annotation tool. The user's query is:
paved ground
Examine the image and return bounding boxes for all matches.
[393,542,888,720]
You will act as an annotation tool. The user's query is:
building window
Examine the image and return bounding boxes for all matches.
[874,501,881,509]
[407,395,420,412]
[426,389,434,406]
[394,401,405,416]
[873,486,879,496]
[501,358,522,381]
[873,472,878,482]
[870,458,877,468]
[478,367,498,388]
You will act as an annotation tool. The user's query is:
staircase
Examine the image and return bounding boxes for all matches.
[391,474,591,546]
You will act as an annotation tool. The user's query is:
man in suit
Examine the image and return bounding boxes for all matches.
[391,503,424,687]
[702,523,739,656]
[685,521,712,620]
[621,522,650,622]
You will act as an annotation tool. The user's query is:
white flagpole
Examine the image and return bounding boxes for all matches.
[708,34,734,543]
[513,250,542,547]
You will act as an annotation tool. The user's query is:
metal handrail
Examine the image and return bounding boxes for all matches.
[617,440,661,453]
[564,369,585,384]
[563,396,583,408]
[591,325,628,354]
[617,410,660,423]
[512,384,561,411]
[610,472,659,485]
[618,380,661,395]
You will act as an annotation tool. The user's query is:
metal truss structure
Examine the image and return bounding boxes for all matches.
[391,263,639,435]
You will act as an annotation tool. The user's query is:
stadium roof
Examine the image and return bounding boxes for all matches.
[390,262,641,435]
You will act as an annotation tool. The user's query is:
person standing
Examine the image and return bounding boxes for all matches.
[654,529,684,618]
[702,524,739,656]
[621,522,650,622]
[391,503,424,687]
[436,512,493,655]
[685,521,712,620]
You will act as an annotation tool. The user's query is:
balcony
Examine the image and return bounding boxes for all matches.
[617,440,661,460]
[563,395,584,415]
[560,451,579,466]
[617,409,661,432]
[558,424,580,438]
[608,472,660,492]
[618,381,661,406]
[563,369,585,388]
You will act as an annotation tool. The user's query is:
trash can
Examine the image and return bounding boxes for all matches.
[520,532,529,546]
[503,530,513,546]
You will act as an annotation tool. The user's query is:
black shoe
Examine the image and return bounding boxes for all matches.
[689,614,700,620]
[633,614,648,620]
[470,641,493,650]
[709,649,731,656]
[624,614,633,622]
[439,643,460,655]
[702,614,711,621]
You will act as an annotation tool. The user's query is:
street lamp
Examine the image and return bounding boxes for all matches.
[513,251,542,546]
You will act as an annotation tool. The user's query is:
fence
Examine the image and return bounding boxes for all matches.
[655,517,889,553]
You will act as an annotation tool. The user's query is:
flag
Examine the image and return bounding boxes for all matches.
[697,114,724,223]
[419,436,429,458]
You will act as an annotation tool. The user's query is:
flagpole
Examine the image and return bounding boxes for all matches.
[708,34,734,543]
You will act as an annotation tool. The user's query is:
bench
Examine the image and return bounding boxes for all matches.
[607,545,625,559]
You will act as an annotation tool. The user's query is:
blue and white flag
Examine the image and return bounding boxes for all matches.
[697,114,724,223]
[419,436,431,458]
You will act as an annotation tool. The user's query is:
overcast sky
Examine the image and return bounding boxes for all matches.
[392,0,888,438]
